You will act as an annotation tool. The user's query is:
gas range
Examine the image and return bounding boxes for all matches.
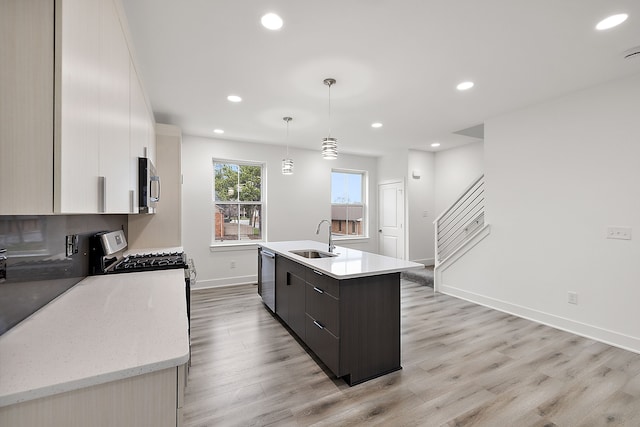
[109,252,187,273]
[89,230,188,275]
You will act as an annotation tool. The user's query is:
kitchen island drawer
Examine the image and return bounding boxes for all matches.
[305,313,340,376]
[305,283,339,336]
[306,267,339,298]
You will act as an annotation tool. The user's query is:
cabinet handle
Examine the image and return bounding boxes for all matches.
[313,320,324,330]
[98,176,106,213]
[312,269,323,276]
[313,286,324,294]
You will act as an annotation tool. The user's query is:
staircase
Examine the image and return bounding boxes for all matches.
[434,174,486,264]
[434,175,490,290]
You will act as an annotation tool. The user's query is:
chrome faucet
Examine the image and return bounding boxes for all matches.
[316,219,335,253]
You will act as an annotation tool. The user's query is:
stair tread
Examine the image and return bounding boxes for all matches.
[401,267,434,287]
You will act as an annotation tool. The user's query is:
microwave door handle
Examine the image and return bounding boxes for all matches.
[150,176,160,202]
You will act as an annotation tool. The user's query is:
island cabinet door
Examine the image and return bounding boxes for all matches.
[275,256,306,339]
[305,282,339,336]
[275,256,290,321]
[287,272,306,340]
[305,313,340,376]
[305,276,341,377]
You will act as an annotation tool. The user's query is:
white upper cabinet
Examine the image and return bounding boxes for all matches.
[55,0,102,213]
[1,0,155,215]
[98,0,131,213]
[0,0,55,215]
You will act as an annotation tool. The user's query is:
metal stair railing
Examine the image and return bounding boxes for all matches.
[434,174,485,264]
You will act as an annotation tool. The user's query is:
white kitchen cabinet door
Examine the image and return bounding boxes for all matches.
[98,0,131,213]
[0,0,55,214]
[56,0,133,213]
[55,0,102,213]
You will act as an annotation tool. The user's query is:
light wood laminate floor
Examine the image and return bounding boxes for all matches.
[184,281,640,426]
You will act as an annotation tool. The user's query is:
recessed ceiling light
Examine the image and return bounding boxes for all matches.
[371,122,383,128]
[596,13,628,30]
[431,142,441,147]
[261,13,283,30]
[456,81,474,91]
[227,95,242,103]
[213,129,224,134]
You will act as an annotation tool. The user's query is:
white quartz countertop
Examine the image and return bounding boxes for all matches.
[260,240,423,279]
[0,269,189,408]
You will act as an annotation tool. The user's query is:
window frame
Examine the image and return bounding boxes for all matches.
[211,158,266,247]
[330,168,368,241]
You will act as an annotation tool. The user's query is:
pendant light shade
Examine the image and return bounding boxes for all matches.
[321,137,338,159]
[282,158,294,174]
[321,78,338,160]
[282,116,294,175]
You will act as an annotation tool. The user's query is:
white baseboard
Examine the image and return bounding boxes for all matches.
[438,283,640,354]
[193,274,257,289]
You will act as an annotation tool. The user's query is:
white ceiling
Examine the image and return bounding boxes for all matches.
[121,0,640,157]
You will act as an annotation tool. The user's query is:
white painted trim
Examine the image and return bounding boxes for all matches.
[209,243,259,252]
[192,275,257,289]
[438,284,640,354]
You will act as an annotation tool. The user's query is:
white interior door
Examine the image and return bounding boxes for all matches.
[378,181,405,259]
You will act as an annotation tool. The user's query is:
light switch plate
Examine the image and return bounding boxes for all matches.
[606,226,632,240]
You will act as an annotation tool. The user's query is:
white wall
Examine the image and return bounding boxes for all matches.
[439,72,640,352]
[182,135,378,288]
[377,148,408,183]
[407,150,435,264]
[434,142,484,216]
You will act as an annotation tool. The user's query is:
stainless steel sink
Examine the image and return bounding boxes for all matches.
[289,249,338,259]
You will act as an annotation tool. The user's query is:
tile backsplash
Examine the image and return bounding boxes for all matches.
[0,214,128,335]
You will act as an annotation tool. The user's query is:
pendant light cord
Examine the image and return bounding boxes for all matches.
[323,78,336,138]
[327,82,332,137]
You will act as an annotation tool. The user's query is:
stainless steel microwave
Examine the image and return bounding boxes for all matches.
[138,157,160,213]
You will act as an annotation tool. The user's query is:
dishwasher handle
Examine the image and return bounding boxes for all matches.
[261,249,276,259]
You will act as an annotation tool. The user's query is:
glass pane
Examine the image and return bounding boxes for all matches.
[238,165,262,202]
[347,173,362,204]
[214,163,239,202]
[331,171,362,204]
[214,204,239,241]
[213,204,262,242]
[331,205,364,237]
[238,204,262,240]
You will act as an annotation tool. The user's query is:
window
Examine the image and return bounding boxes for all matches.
[331,170,366,238]
[213,160,264,244]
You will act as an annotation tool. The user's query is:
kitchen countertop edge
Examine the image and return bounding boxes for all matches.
[260,240,423,279]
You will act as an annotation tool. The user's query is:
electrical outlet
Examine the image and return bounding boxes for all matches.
[423,211,428,218]
[65,234,79,257]
[568,291,578,305]
[606,226,632,240]
[230,260,236,269]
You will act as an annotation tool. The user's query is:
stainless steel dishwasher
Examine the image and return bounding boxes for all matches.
[259,248,276,312]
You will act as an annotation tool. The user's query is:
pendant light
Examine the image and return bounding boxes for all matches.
[282,116,294,175]
[321,78,338,159]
